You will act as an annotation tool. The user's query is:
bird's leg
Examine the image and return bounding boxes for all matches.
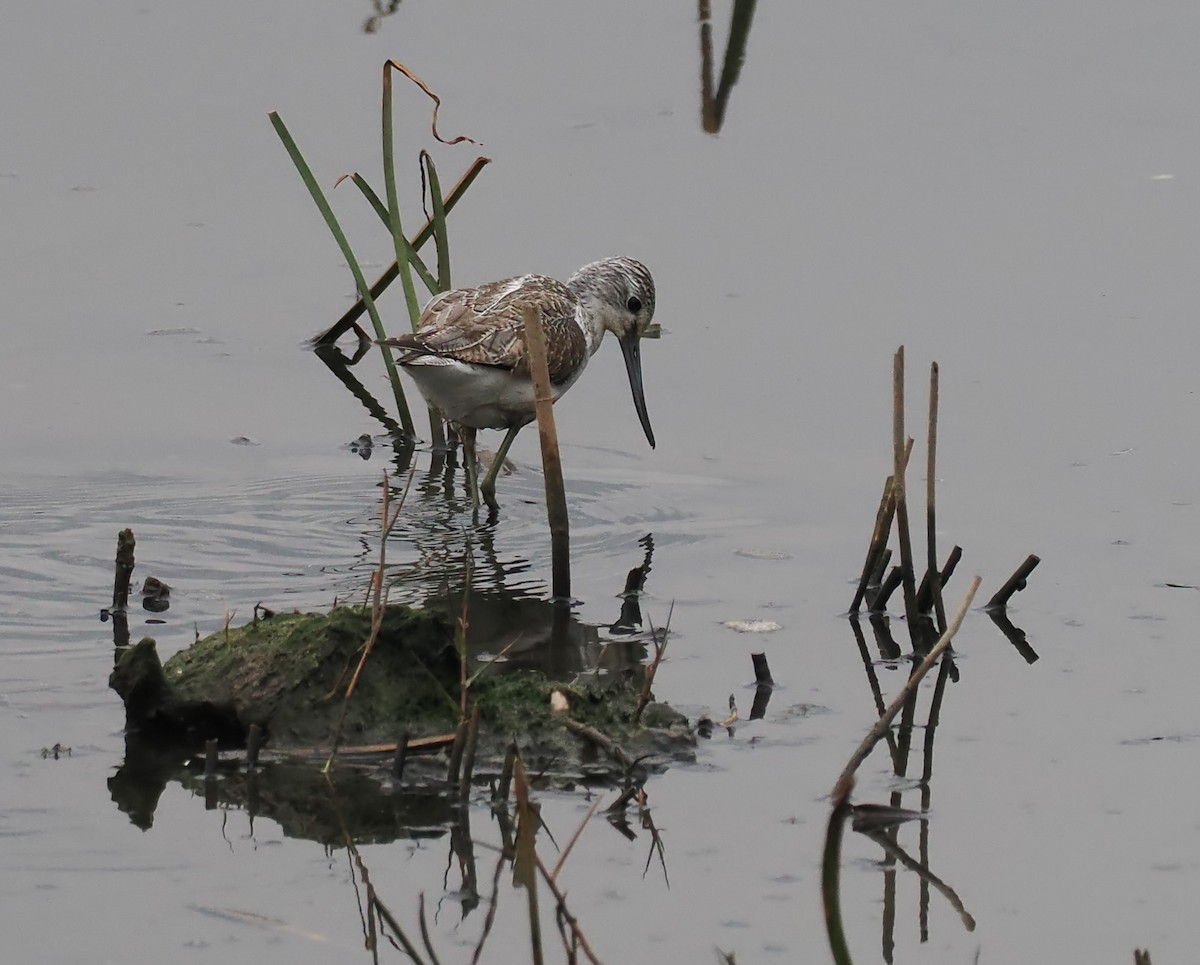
[458,424,481,509]
[480,425,522,511]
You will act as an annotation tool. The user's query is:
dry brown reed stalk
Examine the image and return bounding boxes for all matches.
[832,575,981,796]
[521,304,571,599]
[325,467,415,772]
[850,439,913,612]
[891,347,922,629]
[925,362,948,632]
[634,602,674,723]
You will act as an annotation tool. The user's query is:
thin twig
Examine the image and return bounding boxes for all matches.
[534,852,605,965]
[550,795,606,881]
[634,602,673,723]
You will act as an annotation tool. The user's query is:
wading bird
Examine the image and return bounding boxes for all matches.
[380,257,657,510]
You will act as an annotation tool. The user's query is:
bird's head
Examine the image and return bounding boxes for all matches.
[568,257,658,449]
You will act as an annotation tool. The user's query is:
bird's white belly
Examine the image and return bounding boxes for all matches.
[402,358,581,430]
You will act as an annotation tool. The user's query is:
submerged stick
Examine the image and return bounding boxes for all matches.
[522,304,571,600]
[832,576,981,796]
[985,554,1041,610]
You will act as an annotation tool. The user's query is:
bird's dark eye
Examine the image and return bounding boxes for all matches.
[626,296,642,313]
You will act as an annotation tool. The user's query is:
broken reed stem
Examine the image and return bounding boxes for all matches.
[916,545,962,613]
[822,775,854,965]
[926,362,948,632]
[892,347,921,629]
[751,651,774,686]
[851,439,912,612]
[112,528,136,612]
[850,476,895,612]
[832,575,981,796]
[985,554,1042,609]
[871,565,903,611]
[521,304,571,600]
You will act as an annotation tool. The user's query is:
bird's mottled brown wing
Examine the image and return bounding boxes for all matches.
[386,275,587,384]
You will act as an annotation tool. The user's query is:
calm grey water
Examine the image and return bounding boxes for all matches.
[4,1,1200,961]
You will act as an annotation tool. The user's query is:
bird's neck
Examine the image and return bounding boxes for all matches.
[573,295,610,357]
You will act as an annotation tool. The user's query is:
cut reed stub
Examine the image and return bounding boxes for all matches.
[984,554,1042,610]
[750,651,774,687]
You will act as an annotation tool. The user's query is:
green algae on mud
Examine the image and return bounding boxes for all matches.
[110,604,694,780]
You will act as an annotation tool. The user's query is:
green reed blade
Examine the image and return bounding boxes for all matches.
[382,64,424,333]
[422,152,452,292]
[269,110,415,437]
[349,174,437,294]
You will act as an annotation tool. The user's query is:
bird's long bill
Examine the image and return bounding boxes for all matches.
[619,332,656,449]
